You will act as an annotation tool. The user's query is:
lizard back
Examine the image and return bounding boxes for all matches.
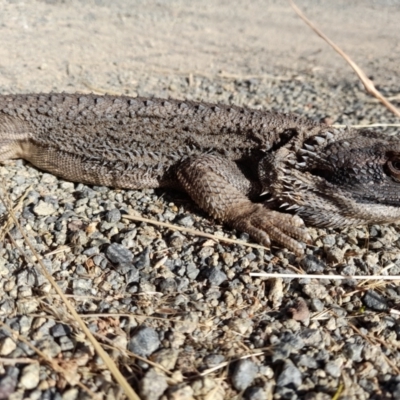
[0,93,319,188]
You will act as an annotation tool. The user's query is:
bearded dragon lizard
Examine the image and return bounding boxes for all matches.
[1,93,400,255]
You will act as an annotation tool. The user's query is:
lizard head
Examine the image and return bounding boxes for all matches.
[259,127,400,228]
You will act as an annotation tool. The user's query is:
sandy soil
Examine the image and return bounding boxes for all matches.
[0,0,399,95]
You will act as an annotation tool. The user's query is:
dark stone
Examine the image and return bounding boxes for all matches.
[51,323,71,337]
[106,208,122,223]
[363,290,388,311]
[245,386,265,400]
[205,267,227,286]
[272,332,304,362]
[106,243,133,265]
[134,247,151,269]
[301,255,325,273]
[343,342,364,362]
[128,327,161,357]
[276,360,302,389]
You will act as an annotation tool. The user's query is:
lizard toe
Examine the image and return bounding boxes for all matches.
[229,204,309,256]
[255,221,306,256]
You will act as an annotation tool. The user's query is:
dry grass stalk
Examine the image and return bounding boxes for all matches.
[290,0,400,118]
[0,357,39,365]
[333,124,400,129]
[343,280,394,298]
[332,383,344,400]
[200,351,266,376]
[250,272,400,281]
[123,213,269,250]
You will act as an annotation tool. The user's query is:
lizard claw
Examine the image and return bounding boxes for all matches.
[229,203,311,256]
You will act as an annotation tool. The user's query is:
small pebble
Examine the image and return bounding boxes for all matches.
[231,359,258,391]
[106,208,122,223]
[19,363,40,390]
[276,360,302,389]
[176,215,195,227]
[168,385,194,400]
[325,358,343,378]
[326,246,345,263]
[344,342,364,362]
[33,200,56,216]
[128,327,161,357]
[51,323,71,337]
[152,349,179,370]
[363,290,388,311]
[205,267,227,286]
[204,354,225,368]
[139,368,168,400]
[106,243,133,265]
[301,255,325,273]
[0,337,16,356]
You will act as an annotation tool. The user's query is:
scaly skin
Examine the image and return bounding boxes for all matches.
[1,93,400,255]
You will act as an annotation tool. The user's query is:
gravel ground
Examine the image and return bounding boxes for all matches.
[1,1,400,399]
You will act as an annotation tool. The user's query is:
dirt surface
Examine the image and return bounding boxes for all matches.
[1,0,400,94]
[1,1,400,399]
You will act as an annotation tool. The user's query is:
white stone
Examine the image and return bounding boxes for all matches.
[0,337,16,355]
[33,200,56,216]
[20,363,40,390]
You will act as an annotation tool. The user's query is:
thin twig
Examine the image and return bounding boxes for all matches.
[333,124,400,129]
[290,0,400,118]
[250,272,400,281]
[123,214,269,250]
[200,351,266,376]
[0,357,38,365]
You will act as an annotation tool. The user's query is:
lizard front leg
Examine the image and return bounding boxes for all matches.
[175,154,310,255]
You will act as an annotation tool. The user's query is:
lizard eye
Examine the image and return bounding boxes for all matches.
[387,160,400,178]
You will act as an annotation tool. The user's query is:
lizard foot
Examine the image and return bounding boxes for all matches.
[227,203,311,256]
